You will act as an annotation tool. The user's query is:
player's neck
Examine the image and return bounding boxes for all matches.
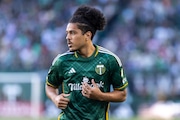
[77,43,95,58]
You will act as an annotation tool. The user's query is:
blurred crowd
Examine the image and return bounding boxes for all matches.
[0,0,180,117]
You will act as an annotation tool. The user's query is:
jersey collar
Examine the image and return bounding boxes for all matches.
[74,45,99,58]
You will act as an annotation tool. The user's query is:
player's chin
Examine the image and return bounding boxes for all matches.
[68,47,76,52]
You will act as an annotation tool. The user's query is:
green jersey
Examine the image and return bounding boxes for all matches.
[46,45,128,120]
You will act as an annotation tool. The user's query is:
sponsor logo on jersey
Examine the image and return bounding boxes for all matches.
[68,77,104,91]
[95,62,106,75]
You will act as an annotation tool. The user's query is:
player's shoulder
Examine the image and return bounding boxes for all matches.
[97,45,122,66]
[98,45,118,58]
[98,46,114,55]
[52,51,74,65]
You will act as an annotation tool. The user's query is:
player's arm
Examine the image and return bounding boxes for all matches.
[82,79,127,102]
[98,88,127,102]
[45,84,70,109]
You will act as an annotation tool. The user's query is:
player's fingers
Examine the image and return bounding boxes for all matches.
[85,82,91,90]
[81,90,90,98]
[91,79,98,87]
[57,98,69,109]
[58,100,69,104]
[62,93,70,98]
[62,93,70,101]
[81,90,86,95]
[82,82,89,91]
[58,104,68,109]
[81,83,89,94]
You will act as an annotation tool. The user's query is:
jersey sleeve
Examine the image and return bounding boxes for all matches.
[46,55,63,88]
[110,56,128,91]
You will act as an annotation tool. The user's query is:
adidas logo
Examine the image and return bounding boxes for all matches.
[68,68,76,74]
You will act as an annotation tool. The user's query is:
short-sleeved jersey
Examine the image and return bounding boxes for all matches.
[46,45,128,120]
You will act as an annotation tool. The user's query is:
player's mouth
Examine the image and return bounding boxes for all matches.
[67,42,73,47]
[68,43,72,48]
[68,43,72,47]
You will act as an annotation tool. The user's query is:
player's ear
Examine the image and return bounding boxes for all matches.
[85,31,92,40]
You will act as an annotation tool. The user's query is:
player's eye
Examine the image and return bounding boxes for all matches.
[70,31,75,35]
[66,30,77,36]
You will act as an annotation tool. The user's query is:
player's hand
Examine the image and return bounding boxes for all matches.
[53,93,70,109]
[81,79,102,100]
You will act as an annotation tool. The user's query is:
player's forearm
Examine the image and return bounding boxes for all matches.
[45,85,59,102]
[100,89,127,102]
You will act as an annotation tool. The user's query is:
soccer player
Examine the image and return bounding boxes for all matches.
[45,5,128,120]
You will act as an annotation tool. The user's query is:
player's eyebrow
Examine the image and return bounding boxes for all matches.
[66,30,73,33]
[66,29,77,34]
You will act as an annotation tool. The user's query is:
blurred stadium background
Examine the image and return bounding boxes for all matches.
[0,0,180,120]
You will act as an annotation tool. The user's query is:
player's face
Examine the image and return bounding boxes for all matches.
[66,23,87,52]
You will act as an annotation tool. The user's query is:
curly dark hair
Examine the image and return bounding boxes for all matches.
[69,5,106,39]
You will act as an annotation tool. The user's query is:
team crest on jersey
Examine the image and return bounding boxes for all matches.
[95,62,106,75]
